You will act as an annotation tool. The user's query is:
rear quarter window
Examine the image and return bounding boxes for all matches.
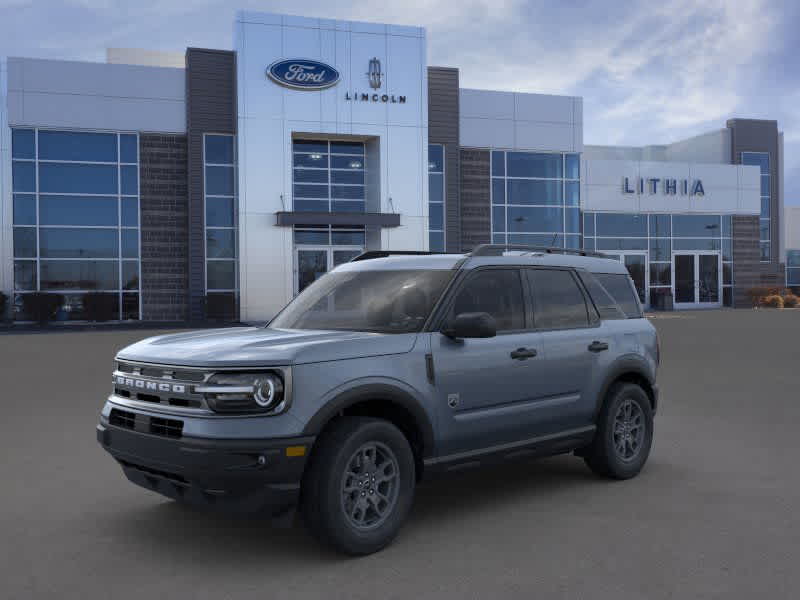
[592,273,643,318]
[578,271,626,320]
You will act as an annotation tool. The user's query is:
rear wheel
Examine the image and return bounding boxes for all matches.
[584,382,653,479]
[301,417,415,555]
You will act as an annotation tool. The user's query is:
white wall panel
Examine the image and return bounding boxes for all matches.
[460,89,514,119]
[514,121,574,152]
[460,117,514,149]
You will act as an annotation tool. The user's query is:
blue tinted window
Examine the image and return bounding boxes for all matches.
[331,185,364,200]
[428,145,444,172]
[508,233,563,246]
[583,213,595,236]
[205,135,235,164]
[741,152,769,174]
[206,197,234,227]
[722,238,732,261]
[673,238,721,251]
[14,261,37,291]
[565,235,581,249]
[12,161,36,192]
[120,135,138,163]
[649,214,671,237]
[294,153,329,168]
[565,154,580,179]
[206,229,236,258]
[596,238,647,251]
[492,179,505,205]
[491,151,505,177]
[206,166,235,195]
[429,203,444,230]
[673,214,721,237]
[761,197,770,218]
[14,227,37,257]
[294,169,328,184]
[429,231,444,252]
[121,229,139,258]
[121,198,139,226]
[492,207,505,233]
[332,170,365,185]
[293,140,328,154]
[207,260,236,290]
[38,130,117,162]
[40,260,119,290]
[507,152,562,178]
[12,129,35,159]
[429,174,444,203]
[759,220,770,240]
[331,155,362,169]
[565,208,580,233]
[39,163,118,194]
[507,206,563,232]
[507,180,562,205]
[760,242,770,261]
[330,141,364,155]
[721,215,732,237]
[565,181,579,206]
[760,175,770,196]
[294,184,328,199]
[332,201,365,213]
[649,238,671,261]
[40,195,118,226]
[121,165,138,195]
[294,230,329,244]
[294,200,328,212]
[40,228,118,258]
[122,261,139,290]
[787,250,800,268]
[492,233,506,244]
[13,194,36,225]
[595,213,647,237]
[331,230,366,245]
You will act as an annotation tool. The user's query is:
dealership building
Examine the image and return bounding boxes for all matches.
[0,11,794,322]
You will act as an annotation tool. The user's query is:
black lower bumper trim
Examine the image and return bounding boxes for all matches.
[97,421,314,516]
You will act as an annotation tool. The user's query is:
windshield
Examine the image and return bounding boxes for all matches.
[270,269,455,333]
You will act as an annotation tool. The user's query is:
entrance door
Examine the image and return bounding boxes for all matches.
[672,252,721,308]
[295,247,363,294]
[605,252,648,308]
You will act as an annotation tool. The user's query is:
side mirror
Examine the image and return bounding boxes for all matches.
[442,312,497,339]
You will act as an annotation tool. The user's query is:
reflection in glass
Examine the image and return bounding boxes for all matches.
[13,194,36,225]
[206,229,236,258]
[39,163,118,194]
[38,131,117,162]
[39,228,118,258]
[40,195,118,226]
[13,227,37,258]
[40,261,118,290]
[14,261,37,291]
[207,260,236,290]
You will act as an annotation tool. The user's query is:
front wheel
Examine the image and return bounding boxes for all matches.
[301,417,415,555]
[584,382,653,479]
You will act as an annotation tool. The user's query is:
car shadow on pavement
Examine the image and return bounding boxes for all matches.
[100,454,611,563]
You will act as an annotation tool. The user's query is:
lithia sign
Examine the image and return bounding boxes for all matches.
[623,177,705,196]
[267,57,406,103]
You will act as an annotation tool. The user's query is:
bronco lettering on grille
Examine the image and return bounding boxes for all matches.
[115,376,185,394]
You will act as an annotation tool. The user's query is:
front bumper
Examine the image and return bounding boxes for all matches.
[97,417,314,517]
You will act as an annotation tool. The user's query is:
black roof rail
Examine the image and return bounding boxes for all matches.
[350,250,447,262]
[469,244,611,259]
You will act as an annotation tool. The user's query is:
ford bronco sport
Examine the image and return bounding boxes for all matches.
[97,244,659,555]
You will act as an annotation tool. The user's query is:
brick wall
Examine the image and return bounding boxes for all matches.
[139,134,189,321]
[732,215,786,307]
[459,149,491,251]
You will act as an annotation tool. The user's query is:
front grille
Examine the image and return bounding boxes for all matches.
[118,459,188,484]
[112,361,210,412]
[108,408,184,439]
[109,408,136,430]
[150,417,183,439]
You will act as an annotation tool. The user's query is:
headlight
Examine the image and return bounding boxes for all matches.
[196,372,287,414]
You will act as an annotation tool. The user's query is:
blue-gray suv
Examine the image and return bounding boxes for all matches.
[97,244,660,555]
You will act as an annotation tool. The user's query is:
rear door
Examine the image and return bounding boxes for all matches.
[524,268,609,432]
[430,267,549,455]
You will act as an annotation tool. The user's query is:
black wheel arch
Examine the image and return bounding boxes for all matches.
[595,356,657,417]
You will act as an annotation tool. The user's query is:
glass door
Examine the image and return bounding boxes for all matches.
[295,247,363,294]
[672,252,721,308]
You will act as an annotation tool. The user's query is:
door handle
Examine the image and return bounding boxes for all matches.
[510,347,537,360]
[588,341,609,352]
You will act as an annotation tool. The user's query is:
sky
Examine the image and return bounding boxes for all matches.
[1,0,798,204]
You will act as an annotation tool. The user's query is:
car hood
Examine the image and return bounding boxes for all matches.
[115,327,418,368]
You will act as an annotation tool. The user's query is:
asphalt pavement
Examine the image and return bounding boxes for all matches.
[1,309,798,599]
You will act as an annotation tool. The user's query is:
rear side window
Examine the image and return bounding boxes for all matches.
[578,271,626,320]
[594,273,643,318]
[527,269,589,329]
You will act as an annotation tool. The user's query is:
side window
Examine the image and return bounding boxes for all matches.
[594,273,643,318]
[449,269,525,331]
[527,269,590,329]
[578,271,626,320]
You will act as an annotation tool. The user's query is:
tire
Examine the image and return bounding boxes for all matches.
[301,417,416,555]
[584,382,653,480]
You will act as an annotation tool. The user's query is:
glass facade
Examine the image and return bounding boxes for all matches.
[787,250,800,289]
[584,213,733,307]
[11,128,140,320]
[292,140,365,213]
[204,134,238,296]
[742,152,770,261]
[428,144,445,252]
[491,150,580,248]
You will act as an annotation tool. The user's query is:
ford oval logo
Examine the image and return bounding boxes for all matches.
[267,59,340,90]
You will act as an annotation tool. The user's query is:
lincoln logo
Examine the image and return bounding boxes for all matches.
[266,59,341,90]
[367,57,382,89]
[115,376,186,394]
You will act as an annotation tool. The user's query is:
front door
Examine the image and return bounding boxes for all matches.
[672,252,721,308]
[295,247,362,294]
[605,252,648,308]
